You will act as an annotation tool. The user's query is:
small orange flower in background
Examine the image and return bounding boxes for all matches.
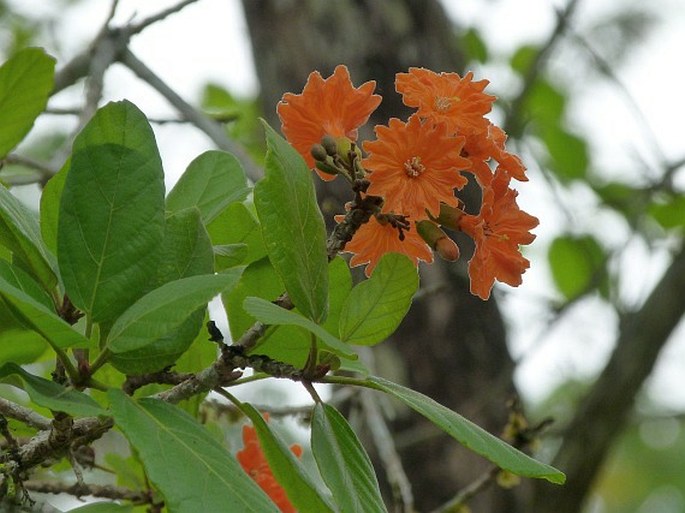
[277,64,381,180]
[395,67,496,136]
[458,171,539,300]
[364,115,471,221]
[342,214,433,276]
[236,416,302,513]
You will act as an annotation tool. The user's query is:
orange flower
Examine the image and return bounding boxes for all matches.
[277,64,381,181]
[395,68,495,136]
[237,417,303,513]
[363,116,471,220]
[463,123,527,186]
[459,171,538,300]
[342,214,433,276]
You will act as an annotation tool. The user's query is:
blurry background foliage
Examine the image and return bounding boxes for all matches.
[1,0,684,512]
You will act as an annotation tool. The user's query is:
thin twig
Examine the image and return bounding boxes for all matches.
[22,480,151,504]
[129,0,201,35]
[0,398,51,431]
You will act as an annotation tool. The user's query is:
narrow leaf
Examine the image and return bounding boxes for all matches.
[39,159,69,254]
[166,150,250,224]
[0,275,90,349]
[254,122,328,323]
[109,391,280,513]
[58,100,165,324]
[241,402,335,513]
[0,47,55,157]
[0,363,105,417]
[243,296,356,359]
[366,376,566,484]
[0,184,58,291]
[108,270,243,354]
[312,403,387,513]
[207,202,266,267]
[339,253,418,346]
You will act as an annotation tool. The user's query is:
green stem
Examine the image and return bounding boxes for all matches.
[52,344,79,382]
[89,348,111,375]
[321,374,378,389]
[224,372,270,387]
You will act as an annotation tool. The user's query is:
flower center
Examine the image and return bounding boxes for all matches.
[403,156,425,178]
[434,96,458,112]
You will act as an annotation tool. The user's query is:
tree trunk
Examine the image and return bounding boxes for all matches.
[241,1,525,511]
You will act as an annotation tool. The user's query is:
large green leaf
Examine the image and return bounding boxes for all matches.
[166,150,250,224]
[254,122,328,323]
[0,47,55,158]
[0,329,47,366]
[243,296,356,359]
[207,202,266,268]
[0,259,52,310]
[241,402,335,513]
[0,184,58,291]
[109,391,280,513]
[107,270,243,354]
[539,124,589,181]
[548,234,608,300]
[40,159,69,254]
[339,253,417,346]
[0,274,90,350]
[0,363,105,417]
[366,376,566,484]
[57,100,165,324]
[311,403,386,513]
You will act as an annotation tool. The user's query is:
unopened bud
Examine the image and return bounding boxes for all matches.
[315,160,339,176]
[321,134,338,156]
[435,237,459,261]
[417,220,460,261]
[311,144,328,162]
[435,203,464,231]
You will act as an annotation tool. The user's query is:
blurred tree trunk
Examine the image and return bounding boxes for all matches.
[241,1,525,511]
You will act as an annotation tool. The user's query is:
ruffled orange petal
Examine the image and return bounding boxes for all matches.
[463,123,527,185]
[363,116,471,221]
[395,68,495,136]
[459,171,538,299]
[277,64,381,180]
[343,215,433,276]
[237,417,302,513]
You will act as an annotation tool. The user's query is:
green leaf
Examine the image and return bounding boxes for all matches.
[339,253,418,346]
[548,234,608,300]
[0,184,58,291]
[39,159,69,254]
[108,390,280,513]
[510,44,540,75]
[153,208,214,287]
[57,100,165,324]
[0,363,105,417]
[0,274,90,350]
[213,243,248,268]
[539,125,589,181]
[0,47,55,158]
[108,270,243,354]
[243,296,356,359]
[207,202,266,268]
[66,503,134,513]
[461,27,488,63]
[166,150,250,224]
[525,79,566,127]
[254,122,328,323]
[241,402,335,513]
[648,195,685,229]
[366,376,566,484]
[0,258,52,310]
[311,403,387,512]
[0,329,47,366]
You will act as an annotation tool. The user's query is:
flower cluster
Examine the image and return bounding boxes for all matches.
[277,65,538,300]
[236,416,302,512]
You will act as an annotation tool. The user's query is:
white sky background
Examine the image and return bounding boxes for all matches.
[8,0,685,411]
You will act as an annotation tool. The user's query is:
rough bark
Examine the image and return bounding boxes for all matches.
[241,1,524,511]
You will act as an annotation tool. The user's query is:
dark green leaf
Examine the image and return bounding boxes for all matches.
[107,270,243,354]
[241,402,335,513]
[243,296,356,359]
[109,391,280,513]
[539,125,589,181]
[166,150,250,224]
[0,184,58,291]
[0,274,90,350]
[39,159,68,254]
[648,195,685,229]
[548,234,608,300]
[312,403,387,512]
[0,363,105,417]
[0,259,52,310]
[207,202,266,268]
[0,47,55,158]
[339,253,418,346]
[254,122,328,323]
[58,100,165,324]
[366,376,566,484]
